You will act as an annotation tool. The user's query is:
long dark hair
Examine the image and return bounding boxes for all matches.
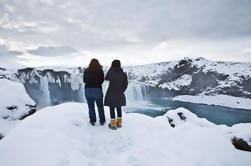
[86,59,103,72]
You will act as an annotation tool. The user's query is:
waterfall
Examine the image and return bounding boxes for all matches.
[80,83,86,102]
[40,75,51,107]
[102,81,148,101]
[125,82,148,101]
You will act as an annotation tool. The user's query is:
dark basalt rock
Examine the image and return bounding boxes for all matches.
[18,67,34,73]
[0,133,4,140]
[232,137,251,152]
[7,105,17,110]
[19,108,36,120]
[167,116,175,128]
[177,112,186,121]
[242,77,251,93]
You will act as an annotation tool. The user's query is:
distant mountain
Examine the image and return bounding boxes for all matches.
[124,57,251,98]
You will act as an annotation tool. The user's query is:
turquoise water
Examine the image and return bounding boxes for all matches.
[124,99,251,126]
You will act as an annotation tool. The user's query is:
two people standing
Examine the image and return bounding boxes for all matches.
[83,59,128,130]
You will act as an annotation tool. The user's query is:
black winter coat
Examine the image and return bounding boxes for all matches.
[83,69,104,88]
[104,67,128,107]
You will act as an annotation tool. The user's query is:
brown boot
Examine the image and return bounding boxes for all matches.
[117,118,122,128]
[108,119,117,130]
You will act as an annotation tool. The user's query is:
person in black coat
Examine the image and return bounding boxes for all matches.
[84,59,105,126]
[104,60,128,130]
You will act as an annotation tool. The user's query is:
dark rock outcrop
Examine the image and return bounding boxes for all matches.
[0,133,4,140]
[177,112,186,120]
[232,137,251,152]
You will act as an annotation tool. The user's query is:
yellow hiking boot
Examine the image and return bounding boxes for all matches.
[117,118,122,128]
[108,119,117,130]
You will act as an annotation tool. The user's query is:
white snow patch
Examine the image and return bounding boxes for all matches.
[173,95,251,110]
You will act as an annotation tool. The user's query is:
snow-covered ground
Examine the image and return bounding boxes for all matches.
[0,79,35,137]
[0,102,250,166]
[173,95,251,110]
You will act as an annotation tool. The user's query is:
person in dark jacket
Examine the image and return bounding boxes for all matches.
[104,60,128,130]
[84,59,105,126]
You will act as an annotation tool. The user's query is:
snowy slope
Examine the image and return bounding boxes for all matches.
[0,79,36,138]
[125,57,251,84]
[0,102,250,166]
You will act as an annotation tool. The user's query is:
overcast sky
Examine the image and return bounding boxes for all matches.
[0,0,251,68]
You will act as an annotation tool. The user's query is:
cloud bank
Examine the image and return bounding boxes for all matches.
[0,0,251,67]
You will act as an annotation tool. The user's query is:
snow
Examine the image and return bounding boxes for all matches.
[0,102,250,166]
[0,68,19,81]
[124,62,174,87]
[160,74,192,90]
[191,58,251,79]
[0,79,35,136]
[124,57,251,88]
[161,107,215,127]
[173,95,251,110]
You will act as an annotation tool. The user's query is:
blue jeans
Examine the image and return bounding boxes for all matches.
[85,88,105,123]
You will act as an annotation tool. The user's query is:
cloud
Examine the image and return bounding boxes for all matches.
[28,46,77,56]
[0,45,22,56]
[2,0,250,46]
[0,45,25,68]
[0,0,251,67]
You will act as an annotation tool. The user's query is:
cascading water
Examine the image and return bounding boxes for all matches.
[40,75,51,107]
[80,84,86,102]
[125,82,147,101]
[101,81,148,102]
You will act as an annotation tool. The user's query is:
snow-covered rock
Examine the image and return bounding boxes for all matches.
[161,107,216,128]
[0,103,250,166]
[125,57,251,98]
[0,79,36,138]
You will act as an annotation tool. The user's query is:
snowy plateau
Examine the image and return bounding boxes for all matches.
[0,57,251,166]
[0,103,251,166]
